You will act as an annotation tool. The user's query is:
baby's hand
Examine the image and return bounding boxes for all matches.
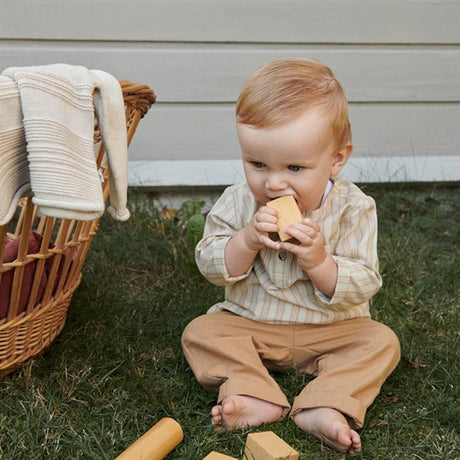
[244,206,281,251]
[280,218,327,271]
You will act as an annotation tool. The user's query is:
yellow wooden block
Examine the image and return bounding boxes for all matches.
[203,451,238,460]
[243,431,299,460]
[115,417,183,460]
[266,195,303,241]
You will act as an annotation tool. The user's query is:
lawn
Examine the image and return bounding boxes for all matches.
[0,183,458,459]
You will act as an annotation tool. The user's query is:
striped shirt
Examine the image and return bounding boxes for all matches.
[196,176,382,324]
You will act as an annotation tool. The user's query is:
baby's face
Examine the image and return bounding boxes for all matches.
[237,108,349,213]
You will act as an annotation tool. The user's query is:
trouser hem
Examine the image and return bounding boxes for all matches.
[290,393,366,428]
[218,378,291,418]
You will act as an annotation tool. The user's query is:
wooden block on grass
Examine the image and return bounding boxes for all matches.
[243,431,299,460]
[267,196,303,241]
[115,417,183,460]
[203,451,237,460]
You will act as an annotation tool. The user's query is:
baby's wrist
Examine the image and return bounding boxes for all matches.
[306,252,333,275]
[305,253,338,299]
[240,227,263,253]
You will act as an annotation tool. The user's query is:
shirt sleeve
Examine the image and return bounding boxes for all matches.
[195,185,253,286]
[321,195,382,308]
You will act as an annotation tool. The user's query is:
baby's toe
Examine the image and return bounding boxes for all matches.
[211,405,223,426]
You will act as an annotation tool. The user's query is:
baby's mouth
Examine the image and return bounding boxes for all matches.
[268,194,298,203]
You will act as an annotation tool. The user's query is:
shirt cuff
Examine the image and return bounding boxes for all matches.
[312,257,351,307]
[201,236,253,285]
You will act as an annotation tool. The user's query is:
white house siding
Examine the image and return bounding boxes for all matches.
[0,0,459,189]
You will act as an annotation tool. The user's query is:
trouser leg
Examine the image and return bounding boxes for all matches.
[290,318,400,428]
[181,311,291,414]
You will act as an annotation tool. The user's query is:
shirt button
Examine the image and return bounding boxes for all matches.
[278,251,288,261]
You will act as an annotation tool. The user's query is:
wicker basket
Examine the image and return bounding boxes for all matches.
[0,80,156,377]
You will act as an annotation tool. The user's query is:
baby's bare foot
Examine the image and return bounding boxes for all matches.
[211,395,283,430]
[293,407,361,454]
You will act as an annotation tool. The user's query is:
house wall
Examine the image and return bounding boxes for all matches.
[1,0,459,188]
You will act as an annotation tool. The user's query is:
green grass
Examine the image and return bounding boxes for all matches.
[0,183,458,459]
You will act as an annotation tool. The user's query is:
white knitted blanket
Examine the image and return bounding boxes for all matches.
[0,76,30,226]
[0,64,129,224]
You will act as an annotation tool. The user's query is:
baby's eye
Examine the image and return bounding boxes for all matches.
[252,161,265,168]
[288,165,303,172]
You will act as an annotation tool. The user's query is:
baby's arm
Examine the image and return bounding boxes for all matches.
[280,218,337,298]
[225,205,280,277]
[196,184,284,284]
[282,196,381,305]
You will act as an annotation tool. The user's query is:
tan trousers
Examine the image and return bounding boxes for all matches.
[181,311,400,428]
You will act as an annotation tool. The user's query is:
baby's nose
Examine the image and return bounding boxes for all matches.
[265,174,288,191]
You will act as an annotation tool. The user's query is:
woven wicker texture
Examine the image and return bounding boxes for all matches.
[0,80,156,377]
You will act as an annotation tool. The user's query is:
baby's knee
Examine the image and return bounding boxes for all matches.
[372,322,401,364]
[382,324,400,352]
[181,314,208,346]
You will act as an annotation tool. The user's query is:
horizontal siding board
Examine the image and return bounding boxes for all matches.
[128,155,460,187]
[1,1,458,183]
[1,0,459,44]
[1,42,459,102]
[130,103,460,162]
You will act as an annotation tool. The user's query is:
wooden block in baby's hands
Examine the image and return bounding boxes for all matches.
[267,195,303,241]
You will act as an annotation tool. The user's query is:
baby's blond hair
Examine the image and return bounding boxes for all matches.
[236,58,351,149]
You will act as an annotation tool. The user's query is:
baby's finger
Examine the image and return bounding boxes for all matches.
[258,206,280,221]
[283,224,315,244]
[279,240,302,255]
[256,221,279,234]
[301,217,320,232]
[262,235,281,250]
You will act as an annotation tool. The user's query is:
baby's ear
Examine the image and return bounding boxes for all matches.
[331,141,353,177]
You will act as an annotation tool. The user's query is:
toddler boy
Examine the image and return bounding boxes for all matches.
[182,58,400,454]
